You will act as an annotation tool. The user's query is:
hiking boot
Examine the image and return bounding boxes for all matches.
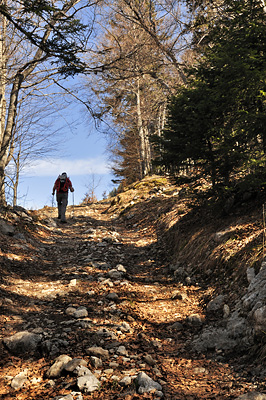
[57,215,61,219]
[61,220,67,223]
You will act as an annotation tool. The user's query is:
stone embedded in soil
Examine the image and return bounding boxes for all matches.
[116,264,127,273]
[77,372,100,393]
[117,321,132,332]
[65,307,76,316]
[85,346,109,359]
[76,366,93,377]
[206,295,225,313]
[143,354,156,366]
[64,358,87,372]
[187,313,204,326]
[73,307,88,318]
[65,306,88,318]
[46,355,72,378]
[106,292,119,301]
[171,290,187,300]
[119,376,132,386]
[3,331,42,355]
[96,327,117,339]
[90,356,102,368]
[168,321,183,331]
[108,269,123,279]
[11,371,28,389]
[135,371,162,394]
[116,345,128,356]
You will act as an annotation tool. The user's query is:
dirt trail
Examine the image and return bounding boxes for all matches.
[0,202,262,399]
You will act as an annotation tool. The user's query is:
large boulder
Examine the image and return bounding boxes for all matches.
[3,331,42,355]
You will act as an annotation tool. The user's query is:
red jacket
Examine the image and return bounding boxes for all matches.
[53,177,73,193]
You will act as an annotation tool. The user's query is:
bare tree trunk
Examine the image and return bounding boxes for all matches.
[0,12,6,144]
[12,139,21,207]
[0,10,7,204]
[0,72,23,203]
[158,103,167,137]
[144,125,151,173]
[136,78,145,178]
[136,78,151,178]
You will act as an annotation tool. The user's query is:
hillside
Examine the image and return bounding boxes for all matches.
[0,175,265,400]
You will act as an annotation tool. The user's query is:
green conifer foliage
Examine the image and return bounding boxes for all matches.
[154,0,266,189]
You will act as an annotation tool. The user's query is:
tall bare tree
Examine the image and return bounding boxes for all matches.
[84,0,191,184]
[0,0,101,205]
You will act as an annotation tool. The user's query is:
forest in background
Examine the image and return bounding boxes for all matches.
[0,0,265,206]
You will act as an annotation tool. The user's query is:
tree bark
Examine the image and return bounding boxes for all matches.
[0,10,7,204]
[136,78,151,178]
[12,140,21,207]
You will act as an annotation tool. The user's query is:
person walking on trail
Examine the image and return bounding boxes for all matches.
[52,172,74,223]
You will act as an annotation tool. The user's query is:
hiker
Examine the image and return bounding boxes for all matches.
[52,172,74,223]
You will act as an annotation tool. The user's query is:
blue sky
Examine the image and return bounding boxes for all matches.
[17,121,117,210]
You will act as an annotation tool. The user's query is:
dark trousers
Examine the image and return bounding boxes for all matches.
[56,192,68,222]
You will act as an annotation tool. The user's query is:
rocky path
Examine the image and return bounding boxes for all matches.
[0,203,264,399]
